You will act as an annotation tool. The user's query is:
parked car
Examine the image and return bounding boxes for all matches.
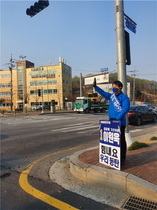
[141,104,157,113]
[128,105,157,126]
[34,105,50,111]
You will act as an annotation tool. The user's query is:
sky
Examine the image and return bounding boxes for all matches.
[1,0,157,81]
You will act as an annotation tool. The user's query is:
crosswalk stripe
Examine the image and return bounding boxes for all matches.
[130,129,143,133]
[52,124,98,132]
[51,123,90,131]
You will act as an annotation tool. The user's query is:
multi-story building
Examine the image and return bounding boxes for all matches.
[0,57,72,111]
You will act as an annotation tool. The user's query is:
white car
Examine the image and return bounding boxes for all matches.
[34,105,50,111]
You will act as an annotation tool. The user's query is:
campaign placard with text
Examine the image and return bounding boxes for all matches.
[99,120,121,170]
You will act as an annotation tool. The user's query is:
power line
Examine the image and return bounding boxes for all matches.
[137,73,157,75]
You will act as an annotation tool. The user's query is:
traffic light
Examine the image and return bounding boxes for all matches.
[38,89,41,96]
[26,0,49,17]
[125,30,131,65]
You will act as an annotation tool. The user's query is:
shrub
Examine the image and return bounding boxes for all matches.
[128,141,149,151]
[150,136,157,141]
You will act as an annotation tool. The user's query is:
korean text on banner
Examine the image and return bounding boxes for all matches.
[99,120,121,170]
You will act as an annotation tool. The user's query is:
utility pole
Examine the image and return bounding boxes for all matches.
[130,67,138,105]
[80,73,82,97]
[154,82,156,103]
[19,55,26,113]
[115,0,133,147]
[115,0,127,91]
[10,55,14,112]
[107,70,116,92]
[5,54,15,112]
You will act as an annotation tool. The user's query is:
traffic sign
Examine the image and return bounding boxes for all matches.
[126,19,136,34]
[100,68,108,72]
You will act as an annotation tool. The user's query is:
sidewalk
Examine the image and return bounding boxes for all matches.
[70,141,157,203]
[0,110,74,117]
[79,143,157,185]
[0,111,40,117]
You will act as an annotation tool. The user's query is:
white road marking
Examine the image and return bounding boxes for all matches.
[130,129,143,133]
[52,125,98,132]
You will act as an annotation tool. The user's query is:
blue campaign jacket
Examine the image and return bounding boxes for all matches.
[95,86,130,125]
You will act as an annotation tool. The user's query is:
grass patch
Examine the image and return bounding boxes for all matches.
[128,141,149,151]
[150,136,157,141]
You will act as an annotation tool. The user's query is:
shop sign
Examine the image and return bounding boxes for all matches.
[1,98,11,102]
[31,67,44,71]
[31,73,55,78]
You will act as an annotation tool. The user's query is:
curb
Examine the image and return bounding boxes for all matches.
[70,146,157,203]
[0,110,75,117]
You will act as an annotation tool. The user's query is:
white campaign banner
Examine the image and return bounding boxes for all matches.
[84,74,109,85]
[99,120,121,170]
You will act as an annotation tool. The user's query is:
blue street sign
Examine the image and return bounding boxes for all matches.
[126,19,136,34]
[100,68,108,72]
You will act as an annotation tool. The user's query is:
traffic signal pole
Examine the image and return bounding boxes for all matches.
[115,0,133,147]
[9,64,13,112]
[115,0,126,88]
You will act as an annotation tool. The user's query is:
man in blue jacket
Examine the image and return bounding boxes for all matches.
[93,79,130,165]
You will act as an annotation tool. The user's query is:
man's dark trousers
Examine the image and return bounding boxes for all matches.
[120,125,126,163]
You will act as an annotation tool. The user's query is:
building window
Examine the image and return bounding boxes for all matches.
[30,90,38,95]
[30,80,57,86]
[18,90,23,95]
[53,89,57,94]
[0,102,11,107]
[44,90,48,94]
[0,91,11,96]
[0,83,11,88]
[30,89,57,95]
[48,89,52,94]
